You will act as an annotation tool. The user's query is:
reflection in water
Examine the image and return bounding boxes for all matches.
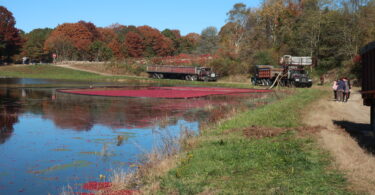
[0,87,267,139]
[0,80,271,194]
[0,89,21,144]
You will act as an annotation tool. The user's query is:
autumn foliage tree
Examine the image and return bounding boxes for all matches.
[124,31,144,57]
[212,0,375,78]
[44,21,101,60]
[137,26,174,57]
[182,33,200,53]
[162,29,183,55]
[0,6,23,63]
[40,19,201,62]
[101,25,139,59]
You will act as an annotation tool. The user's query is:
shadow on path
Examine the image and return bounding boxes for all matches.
[334,120,375,154]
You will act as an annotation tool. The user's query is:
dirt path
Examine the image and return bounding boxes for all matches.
[56,64,116,76]
[304,88,375,194]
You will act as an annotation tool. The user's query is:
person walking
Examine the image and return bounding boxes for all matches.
[320,75,325,85]
[336,78,346,102]
[346,79,352,101]
[344,78,351,102]
[332,79,338,101]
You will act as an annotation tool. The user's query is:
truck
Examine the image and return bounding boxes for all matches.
[252,65,283,86]
[146,65,217,81]
[252,55,313,87]
[360,41,375,131]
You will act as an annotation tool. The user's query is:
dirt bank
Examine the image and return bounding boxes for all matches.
[304,88,375,194]
[56,64,116,76]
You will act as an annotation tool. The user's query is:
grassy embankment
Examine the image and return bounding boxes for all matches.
[141,88,353,194]
[0,65,255,88]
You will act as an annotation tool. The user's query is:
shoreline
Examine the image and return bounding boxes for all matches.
[101,88,359,194]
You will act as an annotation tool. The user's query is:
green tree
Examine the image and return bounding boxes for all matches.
[89,41,113,61]
[162,29,182,55]
[226,3,250,54]
[21,28,53,62]
[197,26,219,54]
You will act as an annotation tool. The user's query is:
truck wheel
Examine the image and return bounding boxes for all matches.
[267,79,272,86]
[261,79,266,86]
[191,75,198,81]
[289,81,296,87]
[157,73,164,79]
[152,73,158,79]
[185,75,192,81]
[280,80,286,87]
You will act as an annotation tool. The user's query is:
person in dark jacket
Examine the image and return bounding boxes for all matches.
[336,78,346,102]
[344,78,351,101]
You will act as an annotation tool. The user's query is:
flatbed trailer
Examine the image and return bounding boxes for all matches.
[146,65,217,81]
[360,41,375,131]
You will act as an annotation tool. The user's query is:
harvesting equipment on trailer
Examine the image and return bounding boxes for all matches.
[146,65,217,81]
[360,41,375,131]
[252,55,313,88]
[252,65,283,86]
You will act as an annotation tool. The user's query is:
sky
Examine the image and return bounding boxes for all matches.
[0,0,262,35]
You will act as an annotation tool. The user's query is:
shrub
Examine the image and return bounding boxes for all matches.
[209,57,243,76]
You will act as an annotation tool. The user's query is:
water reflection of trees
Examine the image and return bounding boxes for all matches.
[0,88,216,133]
[0,88,268,143]
[41,94,214,131]
[0,89,21,144]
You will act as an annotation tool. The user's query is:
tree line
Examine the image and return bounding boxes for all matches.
[1,0,375,77]
[0,6,211,64]
[213,0,375,76]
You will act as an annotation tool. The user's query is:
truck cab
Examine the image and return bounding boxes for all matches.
[197,67,217,81]
[287,68,312,87]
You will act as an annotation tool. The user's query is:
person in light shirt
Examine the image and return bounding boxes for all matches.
[332,79,338,101]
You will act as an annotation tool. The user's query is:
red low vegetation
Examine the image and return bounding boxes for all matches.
[80,181,137,195]
[82,182,112,191]
[60,87,272,99]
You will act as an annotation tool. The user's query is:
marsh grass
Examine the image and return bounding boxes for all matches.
[105,126,197,194]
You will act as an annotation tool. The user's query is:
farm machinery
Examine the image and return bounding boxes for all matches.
[147,65,217,81]
[252,55,313,88]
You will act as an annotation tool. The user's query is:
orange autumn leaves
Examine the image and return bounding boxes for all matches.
[44,21,198,60]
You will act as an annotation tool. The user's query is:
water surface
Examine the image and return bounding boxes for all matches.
[0,78,270,194]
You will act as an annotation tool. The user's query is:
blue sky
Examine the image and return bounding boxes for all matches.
[0,0,261,35]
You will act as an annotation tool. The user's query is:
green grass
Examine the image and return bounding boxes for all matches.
[157,89,353,194]
[0,65,106,80]
[0,65,256,88]
[218,89,324,131]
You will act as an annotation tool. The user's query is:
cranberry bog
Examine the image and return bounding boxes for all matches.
[58,86,272,99]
